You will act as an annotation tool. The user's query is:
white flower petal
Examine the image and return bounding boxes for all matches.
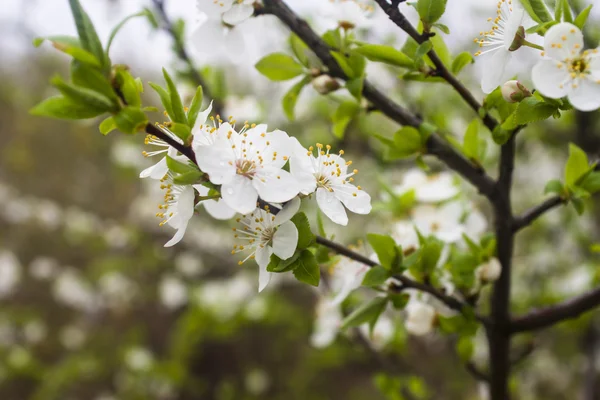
[197,0,233,18]
[203,200,237,220]
[273,197,301,225]
[333,184,371,215]
[543,22,583,61]
[222,3,254,25]
[194,137,236,184]
[253,169,300,203]
[191,19,227,56]
[316,187,348,226]
[222,175,258,214]
[255,246,273,292]
[140,157,168,179]
[272,221,298,260]
[481,49,513,94]
[503,8,526,49]
[532,59,570,98]
[568,78,600,112]
[164,221,188,247]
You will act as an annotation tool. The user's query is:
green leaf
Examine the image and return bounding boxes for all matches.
[34,36,101,67]
[509,97,558,126]
[332,101,360,139]
[387,127,423,160]
[419,240,442,275]
[115,68,142,107]
[322,29,342,49]
[544,179,565,195]
[292,250,320,286]
[519,0,552,23]
[51,75,116,113]
[30,96,105,120]
[571,197,585,215]
[433,23,450,34]
[554,0,573,23]
[163,68,187,124]
[282,76,310,121]
[580,172,600,194]
[70,60,117,101]
[415,41,433,61]
[565,143,589,186]
[366,233,398,271]
[255,53,305,81]
[416,0,448,25]
[290,34,310,67]
[291,212,316,249]
[99,116,116,135]
[106,10,153,55]
[169,123,192,142]
[574,5,593,29]
[173,170,204,185]
[330,51,356,78]
[362,266,392,287]
[429,30,451,67]
[68,0,109,70]
[346,76,364,100]
[114,106,148,134]
[341,296,388,330]
[492,126,512,145]
[451,52,474,74]
[463,119,480,160]
[348,52,366,77]
[166,155,196,175]
[456,336,474,362]
[389,293,410,309]
[354,44,414,68]
[149,82,174,119]
[267,252,302,273]
[187,85,204,129]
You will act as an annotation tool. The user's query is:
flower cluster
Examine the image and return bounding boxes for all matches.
[139,106,371,291]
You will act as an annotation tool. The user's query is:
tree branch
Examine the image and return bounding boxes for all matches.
[511,287,600,333]
[258,0,496,199]
[151,0,225,116]
[512,196,566,232]
[315,236,471,315]
[372,0,498,133]
[145,122,197,164]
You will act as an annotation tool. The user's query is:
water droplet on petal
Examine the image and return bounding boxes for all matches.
[326,196,333,203]
[226,188,234,195]
[219,161,225,167]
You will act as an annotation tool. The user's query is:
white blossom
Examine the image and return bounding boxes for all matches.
[476,257,502,283]
[532,23,600,111]
[394,169,459,203]
[197,0,254,26]
[310,299,342,348]
[155,175,196,247]
[290,139,371,225]
[194,119,300,215]
[232,198,300,292]
[193,184,236,220]
[405,299,436,336]
[319,0,375,30]
[326,256,369,306]
[474,0,528,93]
[411,201,487,243]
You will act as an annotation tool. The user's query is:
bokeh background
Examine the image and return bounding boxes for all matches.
[1,0,600,399]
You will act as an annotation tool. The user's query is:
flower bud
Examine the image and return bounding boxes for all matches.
[476,258,502,283]
[501,80,532,103]
[405,301,436,336]
[312,75,340,95]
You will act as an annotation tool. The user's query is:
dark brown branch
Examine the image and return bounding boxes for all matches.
[373,0,498,133]
[258,0,496,199]
[315,236,471,314]
[145,122,197,164]
[511,287,600,333]
[512,196,566,232]
[151,0,225,116]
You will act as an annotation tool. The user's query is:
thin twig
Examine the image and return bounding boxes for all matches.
[511,287,600,333]
[466,362,489,382]
[372,0,498,132]
[512,196,566,232]
[151,0,225,116]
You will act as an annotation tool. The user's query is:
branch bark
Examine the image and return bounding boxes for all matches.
[512,196,566,232]
[511,287,600,333]
[258,0,496,199]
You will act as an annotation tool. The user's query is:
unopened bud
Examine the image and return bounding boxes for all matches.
[501,80,532,103]
[476,258,502,283]
[312,75,340,95]
[405,301,436,336]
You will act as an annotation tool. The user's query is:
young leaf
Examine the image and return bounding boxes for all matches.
[187,85,204,129]
[106,10,154,55]
[353,44,414,68]
[330,51,356,78]
[519,0,553,23]
[580,172,600,194]
[70,60,117,101]
[290,34,310,67]
[544,179,565,195]
[414,41,433,61]
[255,53,305,81]
[115,69,142,107]
[346,76,364,100]
[114,106,148,134]
[332,101,360,139]
[282,76,310,121]
[554,0,573,23]
[99,116,116,135]
[340,296,388,330]
[68,0,108,70]
[463,119,480,160]
[512,97,558,125]
[169,122,192,142]
[166,155,197,175]
[51,75,116,113]
[574,5,593,29]
[387,127,423,159]
[451,52,474,74]
[149,82,174,119]
[173,170,204,185]
[366,234,399,271]
[35,36,101,67]
[30,96,106,120]
[291,212,316,249]
[416,0,448,26]
[362,266,392,287]
[267,252,302,273]
[163,68,187,124]
[292,250,320,286]
[565,143,589,186]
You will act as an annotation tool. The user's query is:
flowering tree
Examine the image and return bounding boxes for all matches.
[28,0,600,398]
